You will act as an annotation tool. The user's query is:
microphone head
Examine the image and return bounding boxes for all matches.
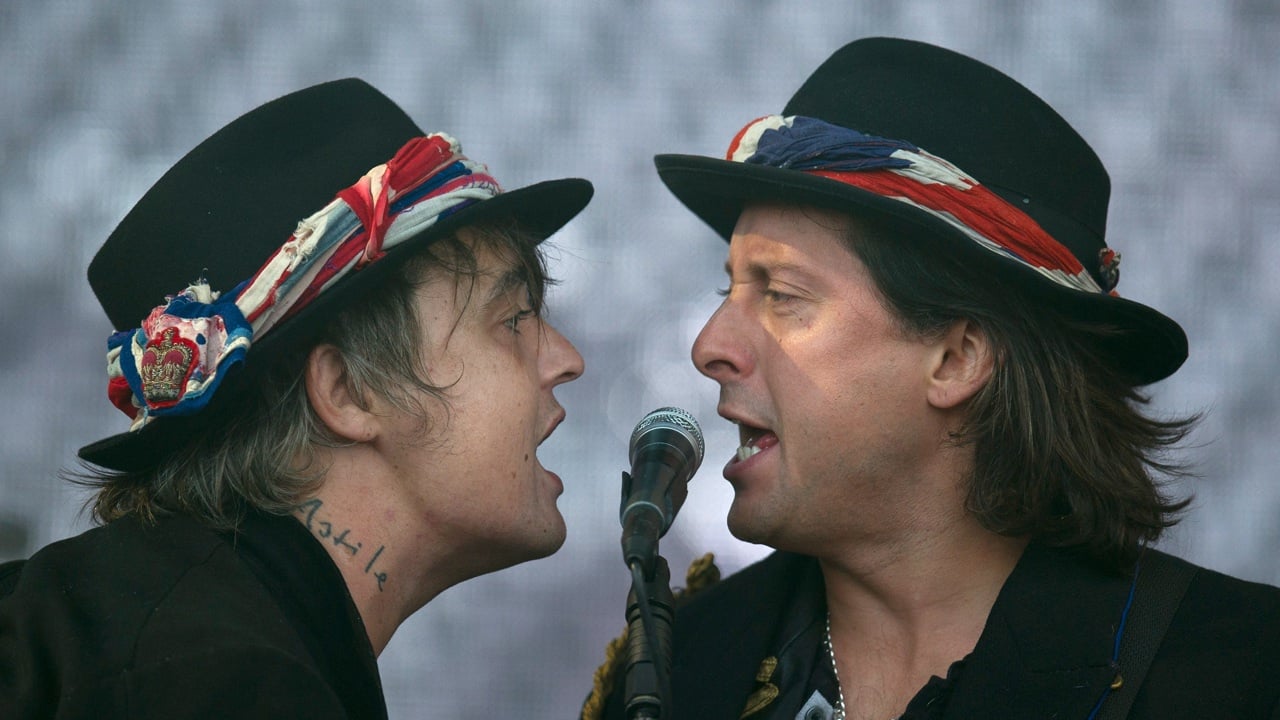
[629,406,705,471]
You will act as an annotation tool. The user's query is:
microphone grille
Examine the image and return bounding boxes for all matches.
[630,406,705,467]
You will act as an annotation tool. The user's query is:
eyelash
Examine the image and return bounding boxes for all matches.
[505,309,537,333]
[715,286,796,304]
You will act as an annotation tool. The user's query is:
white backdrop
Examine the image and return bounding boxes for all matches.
[2,2,1277,717]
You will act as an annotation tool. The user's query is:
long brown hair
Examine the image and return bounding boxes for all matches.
[841,212,1195,572]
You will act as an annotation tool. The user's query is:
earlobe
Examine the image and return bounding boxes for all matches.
[305,344,379,443]
[926,320,994,410]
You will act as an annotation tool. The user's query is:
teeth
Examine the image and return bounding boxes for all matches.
[737,445,761,462]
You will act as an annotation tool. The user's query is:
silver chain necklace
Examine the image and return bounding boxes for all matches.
[824,611,848,720]
[825,611,900,720]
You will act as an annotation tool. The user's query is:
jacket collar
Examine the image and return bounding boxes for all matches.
[673,543,1133,720]
[227,510,388,720]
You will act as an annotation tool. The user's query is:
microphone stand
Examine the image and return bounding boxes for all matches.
[623,556,674,720]
[618,406,702,718]
[620,468,676,719]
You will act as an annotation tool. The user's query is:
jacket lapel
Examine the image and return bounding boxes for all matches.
[673,552,818,720]
[942,543,1132,719]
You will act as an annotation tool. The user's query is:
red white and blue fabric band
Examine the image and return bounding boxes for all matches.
[727,115,1120,296]
[107,133,500,430]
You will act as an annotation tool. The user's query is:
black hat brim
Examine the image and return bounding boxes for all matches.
[654,153,1187,386]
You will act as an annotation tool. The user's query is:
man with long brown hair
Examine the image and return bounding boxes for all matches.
[588,37,1280,720]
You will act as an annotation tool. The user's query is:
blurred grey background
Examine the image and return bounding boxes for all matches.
[1,1,1277,717]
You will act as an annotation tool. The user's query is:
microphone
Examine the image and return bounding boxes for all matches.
[620,407,704,577]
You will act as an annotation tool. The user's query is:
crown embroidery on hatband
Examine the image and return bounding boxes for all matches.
[138,326,199,407]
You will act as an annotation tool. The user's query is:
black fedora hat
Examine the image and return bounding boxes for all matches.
[80,78,592,471]
[655,37,1186,385]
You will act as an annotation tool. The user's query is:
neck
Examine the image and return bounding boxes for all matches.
[816,440,1024,655]
[820,519,1026,639]
[289,447,464,656]
[819,512,1027,703]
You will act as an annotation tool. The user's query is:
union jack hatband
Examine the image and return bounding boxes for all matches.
[728,114,1122,296]
[105,134,498,430]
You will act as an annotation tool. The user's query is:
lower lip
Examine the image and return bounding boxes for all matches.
[723,440,776,483]
[543,468,564,494]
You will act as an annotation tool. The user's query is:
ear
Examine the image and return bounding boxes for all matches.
[926,319,994,410]
[304,344,379,443]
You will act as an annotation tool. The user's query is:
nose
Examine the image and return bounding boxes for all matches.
[542,321,585,387]
[691,298,750,383]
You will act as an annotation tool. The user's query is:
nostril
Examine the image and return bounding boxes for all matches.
[696,354,740,381]
[692,320,748,380]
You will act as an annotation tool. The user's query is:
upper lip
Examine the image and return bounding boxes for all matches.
[717,406,771,437]
[539,407,566,446]
[718,405,763,428]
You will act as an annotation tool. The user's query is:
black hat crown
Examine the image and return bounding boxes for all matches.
[784,38,1111,289]
[81,79,592,470]
[91,79,422,331]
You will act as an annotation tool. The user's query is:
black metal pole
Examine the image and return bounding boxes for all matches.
[623,556,674,719]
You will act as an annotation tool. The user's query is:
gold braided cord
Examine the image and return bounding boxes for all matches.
[581,629,629,720]
[581,553,722,719]
[683,552,721,595]
[739,656,780,718]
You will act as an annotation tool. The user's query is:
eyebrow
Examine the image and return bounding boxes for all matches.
[483,268,529,308]
[722,259,811,279]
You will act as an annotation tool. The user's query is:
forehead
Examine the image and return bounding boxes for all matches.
[725,204,861,272]
[416,230,530,298]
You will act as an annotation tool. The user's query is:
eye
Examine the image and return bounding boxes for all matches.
[715,287,729,298]
[763,287,797,304]
[504,308,537,333]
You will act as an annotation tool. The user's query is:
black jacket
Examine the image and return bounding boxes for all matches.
[595,544,1280,719]
[0,511,385,719]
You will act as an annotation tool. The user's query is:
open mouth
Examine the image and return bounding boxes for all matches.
[735,422,778,462]
[538,409,567,447]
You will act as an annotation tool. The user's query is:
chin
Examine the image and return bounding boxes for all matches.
[728,495,809,551]
[540,521,568,557]
[479,528,566,579]
[523,515,568,560]
[726,505,773,547]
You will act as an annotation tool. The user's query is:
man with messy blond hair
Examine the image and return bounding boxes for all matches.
[2,79,591,719]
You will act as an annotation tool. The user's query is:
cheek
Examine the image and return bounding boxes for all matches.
[770,339,906,439]
[476,370,541,451]
[448,335,546,453]
[768,333,850,409]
